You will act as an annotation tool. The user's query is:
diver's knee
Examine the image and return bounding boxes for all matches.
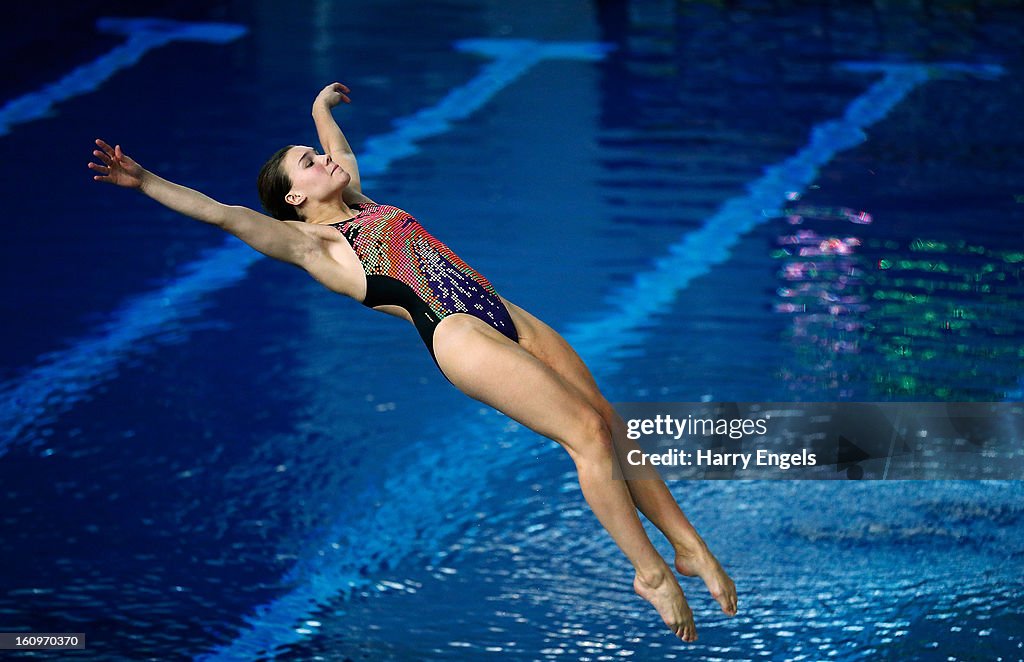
[565,406,616,460]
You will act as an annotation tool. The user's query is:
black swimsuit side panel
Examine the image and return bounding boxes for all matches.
[363,274,442,359]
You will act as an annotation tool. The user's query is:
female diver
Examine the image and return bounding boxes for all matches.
[89,82,737,642]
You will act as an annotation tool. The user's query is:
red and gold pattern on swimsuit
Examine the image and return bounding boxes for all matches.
[330,202,518,367]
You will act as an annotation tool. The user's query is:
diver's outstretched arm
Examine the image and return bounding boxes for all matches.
[88,139,317,266]
[311,82,367,203]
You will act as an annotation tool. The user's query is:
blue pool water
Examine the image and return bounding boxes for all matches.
[1,1,1023,659]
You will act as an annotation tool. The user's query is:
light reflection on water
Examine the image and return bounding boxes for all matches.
[774,202,1024,401]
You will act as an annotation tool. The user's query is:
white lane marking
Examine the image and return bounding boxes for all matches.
[563,61,1004,376]
[0,18,246,136]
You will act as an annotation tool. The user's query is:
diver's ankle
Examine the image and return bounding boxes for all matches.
[673,537,710,560]
[635,563,673,587]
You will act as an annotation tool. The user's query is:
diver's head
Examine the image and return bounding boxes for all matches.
[258,145,351,221]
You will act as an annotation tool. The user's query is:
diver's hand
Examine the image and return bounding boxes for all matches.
[89,139,145,189]
[314,82,351,109]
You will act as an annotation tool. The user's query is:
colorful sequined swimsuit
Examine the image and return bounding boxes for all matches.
[329,202,519,372]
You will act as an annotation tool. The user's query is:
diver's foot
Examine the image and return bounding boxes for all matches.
[674,543,738,617]
[633,568,697,642]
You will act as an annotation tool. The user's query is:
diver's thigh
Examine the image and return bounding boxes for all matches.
[432,314,598,454]
[499,297,607,407]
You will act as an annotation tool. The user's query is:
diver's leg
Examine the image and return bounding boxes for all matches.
[604,406,738,616]
[432,313,697,641]
[499,297,738,616]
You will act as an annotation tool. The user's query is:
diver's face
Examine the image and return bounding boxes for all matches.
[283,145,351,209]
